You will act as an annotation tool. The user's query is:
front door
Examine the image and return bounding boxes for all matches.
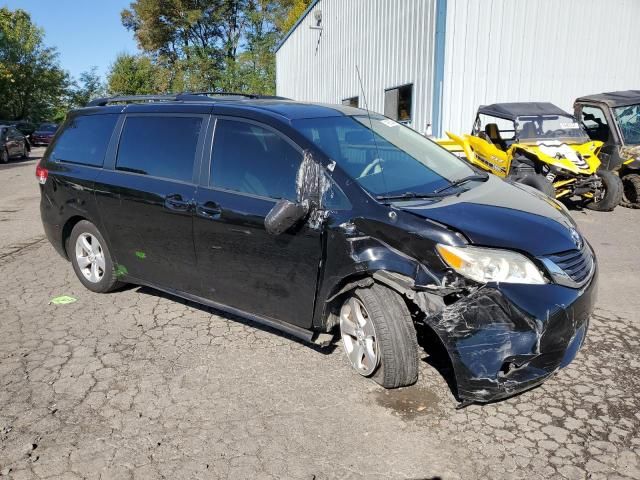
[193,118,322,328]
[96,114,206,293]
[578,105,617,169]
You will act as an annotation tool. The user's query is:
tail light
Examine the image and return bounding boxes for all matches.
[35,160,48,185]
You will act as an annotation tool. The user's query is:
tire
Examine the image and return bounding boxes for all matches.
[68,220,121,293]
[518,174,556,198]
[339,284,418,389]
[1,148,8,164]
[621,173,640,208]
[586,169,623,211]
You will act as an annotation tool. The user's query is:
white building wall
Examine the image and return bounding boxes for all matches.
[278,0,640,137]
[276,0,437,134]
[441,0,640,134]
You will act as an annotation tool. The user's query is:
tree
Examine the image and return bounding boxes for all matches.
[114,0,308,95]
[107,53,172,95]
[277,0,311,34]
[69,66,106,107]
[0,8,69,121]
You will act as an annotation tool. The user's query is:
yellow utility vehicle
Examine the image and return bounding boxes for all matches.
[439,102,622,211]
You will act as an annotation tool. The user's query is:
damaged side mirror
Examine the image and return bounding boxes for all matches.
[264,199,309,235]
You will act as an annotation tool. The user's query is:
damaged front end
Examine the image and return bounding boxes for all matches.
[330,215,598,404]
[373,263,596,403]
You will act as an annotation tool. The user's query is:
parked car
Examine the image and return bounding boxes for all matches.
[13,120,36,137]
[30,123,58,146]
[38,94,597,404]
[574,91,640,207]
[1,125,29,163]
[438,102,623,211]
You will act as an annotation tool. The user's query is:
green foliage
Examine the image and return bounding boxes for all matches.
[69,66,106,108]
[107,53,171,95]
[110,0,308,95]
[0,7,69,122]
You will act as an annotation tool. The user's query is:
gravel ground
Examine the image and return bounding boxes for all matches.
[0,149,638,479]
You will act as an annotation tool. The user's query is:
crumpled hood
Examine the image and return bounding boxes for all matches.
[397,176,580,256]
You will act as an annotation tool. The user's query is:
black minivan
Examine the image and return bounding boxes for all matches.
[39,94,597,404]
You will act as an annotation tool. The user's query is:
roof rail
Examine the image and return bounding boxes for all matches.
[87,95,179,107]
[186,91,289,100]
[86,92,289,107]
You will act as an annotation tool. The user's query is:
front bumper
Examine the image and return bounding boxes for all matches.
[426,268,597,403]
[31,136,53,145]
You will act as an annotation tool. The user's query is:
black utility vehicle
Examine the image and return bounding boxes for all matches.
[574,91,640,207]
[39,93,597,404]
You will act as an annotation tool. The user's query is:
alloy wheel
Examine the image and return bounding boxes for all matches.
[340,297,379,376]
[75,233,105,283]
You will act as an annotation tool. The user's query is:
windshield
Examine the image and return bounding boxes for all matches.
[613,104,640,145]
[37,124,57,132]
[292,115,474,197]
[515,115,590,144]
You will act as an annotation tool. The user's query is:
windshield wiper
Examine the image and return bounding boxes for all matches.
[376,174,489,202]
[376,191,443,201]
[432,173,489,194]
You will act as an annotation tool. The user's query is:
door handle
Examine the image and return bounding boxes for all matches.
[164,194,192,212]
[196,201,222,219]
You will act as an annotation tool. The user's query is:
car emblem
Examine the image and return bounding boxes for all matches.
[570,228,583,250]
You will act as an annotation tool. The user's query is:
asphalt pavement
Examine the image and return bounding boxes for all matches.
[0,148,638,479]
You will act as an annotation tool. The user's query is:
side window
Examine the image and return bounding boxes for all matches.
[116,116,202,182]
[580,106,610,142]
[384,84,413,123]
[210,119,302,201]
[50,114,118,167]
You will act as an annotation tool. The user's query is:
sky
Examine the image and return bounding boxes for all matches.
[3,0,139,81]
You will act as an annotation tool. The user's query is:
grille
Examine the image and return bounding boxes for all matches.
[546,245,594,284]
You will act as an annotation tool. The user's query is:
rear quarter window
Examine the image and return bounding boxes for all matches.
[50,114,118,167]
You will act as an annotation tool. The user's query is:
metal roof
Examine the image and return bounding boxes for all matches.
[478,102,571,120]
[275,0,321,52]
[575,90,640,108]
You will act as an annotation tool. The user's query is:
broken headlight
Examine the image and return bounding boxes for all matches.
[436,244,547,285]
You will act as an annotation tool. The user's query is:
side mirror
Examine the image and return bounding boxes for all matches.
[264,199,308,235]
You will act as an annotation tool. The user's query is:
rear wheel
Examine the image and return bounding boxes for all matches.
[586,170,623,211]
[518,174,556,198]
[68,220,121,293]
[339,284,418,389]
[621,173,640,208]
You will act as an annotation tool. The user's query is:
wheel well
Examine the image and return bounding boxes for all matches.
[322,274,374,332]
[61,216,87,259]
[322,271,425,332]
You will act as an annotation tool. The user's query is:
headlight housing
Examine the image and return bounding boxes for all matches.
[437,244,547,285]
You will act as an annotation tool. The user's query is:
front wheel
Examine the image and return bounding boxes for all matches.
[517,174,556,198]
[585,170,623,211]
[339,284,418,389]
[68,220,122,293]
[1,148,8,164]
